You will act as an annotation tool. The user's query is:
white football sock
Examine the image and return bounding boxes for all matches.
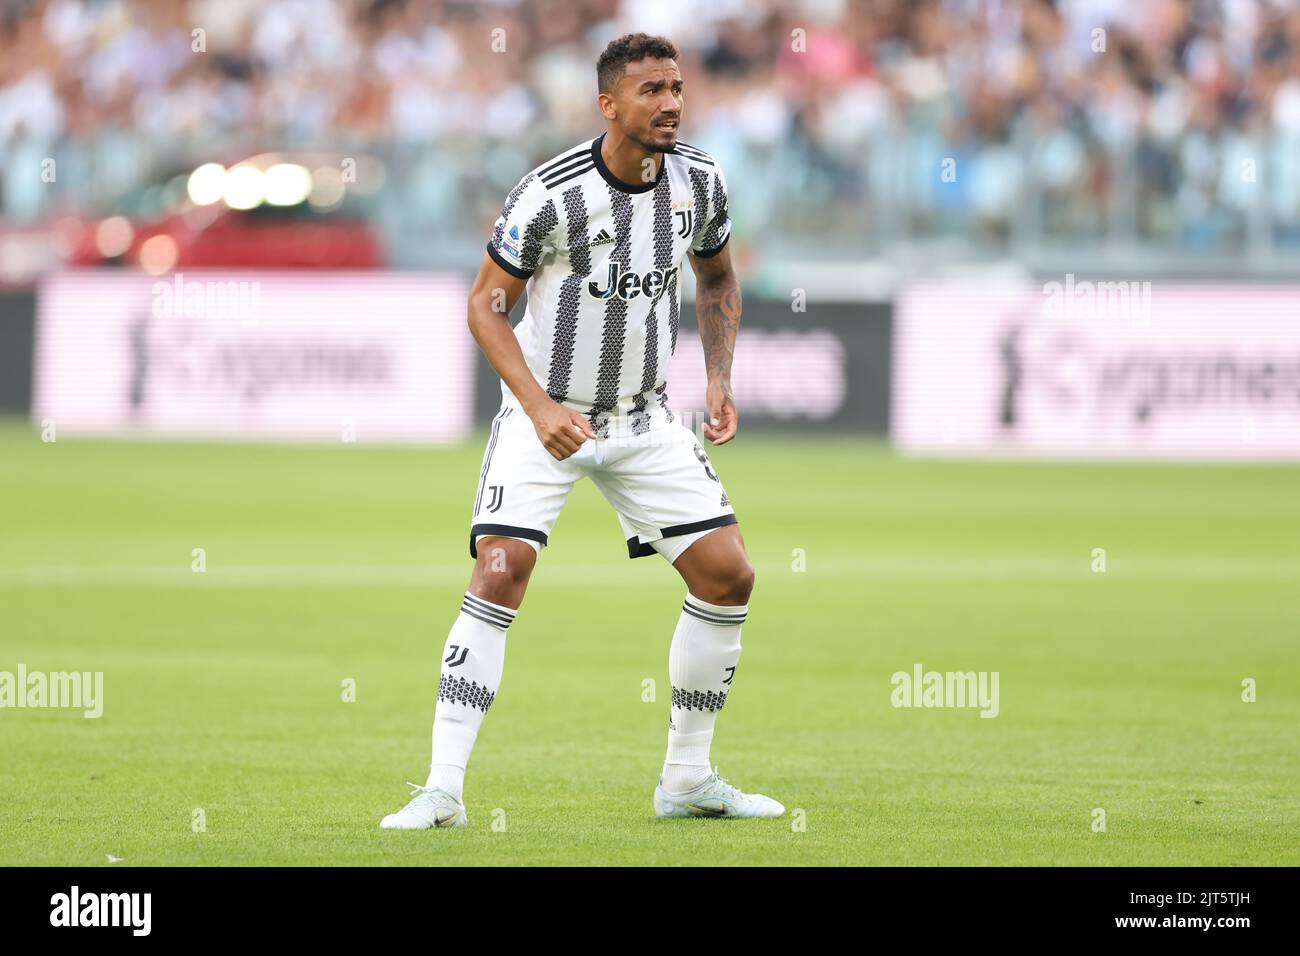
[662,593,747,794]
[426,592,515,802]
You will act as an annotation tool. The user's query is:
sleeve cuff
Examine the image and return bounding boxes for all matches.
[692,231,730,259]
[486,241,533,279]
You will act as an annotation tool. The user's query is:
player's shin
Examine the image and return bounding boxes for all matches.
[661,593,747,794]
[426,592,516,802]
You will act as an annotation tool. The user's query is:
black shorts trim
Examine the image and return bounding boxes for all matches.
[625,513,738,560]
[485,241,534,280]
[471,523,549,559]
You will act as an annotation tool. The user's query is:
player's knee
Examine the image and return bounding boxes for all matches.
[733,559,756,604]
[708,557,754,606]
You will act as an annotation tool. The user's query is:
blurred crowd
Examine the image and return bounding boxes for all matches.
[3,0,1300,270]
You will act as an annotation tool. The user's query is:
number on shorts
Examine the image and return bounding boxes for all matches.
[693,444,719,482]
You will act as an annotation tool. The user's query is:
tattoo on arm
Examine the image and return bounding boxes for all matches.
[695,272,742,382]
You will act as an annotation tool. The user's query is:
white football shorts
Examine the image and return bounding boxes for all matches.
[469,399,738,564]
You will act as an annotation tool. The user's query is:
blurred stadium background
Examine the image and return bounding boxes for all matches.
[3,0,1300,442]
[1,0,1297,865]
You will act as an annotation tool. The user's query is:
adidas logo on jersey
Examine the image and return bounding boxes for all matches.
[590,228,614,246]
[588,262,679,301]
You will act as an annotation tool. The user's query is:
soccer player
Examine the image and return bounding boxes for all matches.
[381,33,783,827]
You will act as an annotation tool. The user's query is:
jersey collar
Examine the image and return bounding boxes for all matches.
[591,133,666,194]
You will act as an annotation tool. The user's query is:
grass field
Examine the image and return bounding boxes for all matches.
[1,419,1296,866]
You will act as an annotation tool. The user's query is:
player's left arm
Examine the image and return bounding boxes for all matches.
[689,241,741,445]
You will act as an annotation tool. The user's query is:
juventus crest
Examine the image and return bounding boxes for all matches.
[675,209,693,238]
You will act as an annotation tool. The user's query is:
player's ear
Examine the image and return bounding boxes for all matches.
[598,91,616,121]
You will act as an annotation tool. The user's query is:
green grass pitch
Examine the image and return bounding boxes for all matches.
[1,420,1296,866]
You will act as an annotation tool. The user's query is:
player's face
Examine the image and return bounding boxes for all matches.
[615,58,683,152]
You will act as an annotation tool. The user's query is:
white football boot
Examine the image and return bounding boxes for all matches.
[380,782,468,830]
[653,766,785,819]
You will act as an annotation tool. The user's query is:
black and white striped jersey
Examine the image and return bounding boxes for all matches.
[485,132,731,437]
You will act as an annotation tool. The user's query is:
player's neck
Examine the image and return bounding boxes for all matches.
[599,128,663,189]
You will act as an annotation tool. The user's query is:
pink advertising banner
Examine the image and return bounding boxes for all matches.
[34,270,474,444]
[892,281,1300,459]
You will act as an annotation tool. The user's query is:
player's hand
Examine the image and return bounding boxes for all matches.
[703,378,738,445]
[527,397,597,460]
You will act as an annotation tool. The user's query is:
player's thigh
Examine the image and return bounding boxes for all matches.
[469,403,581,579]
[468,535,539,608]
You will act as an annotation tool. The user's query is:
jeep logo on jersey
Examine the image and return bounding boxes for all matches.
[587,262,678,301]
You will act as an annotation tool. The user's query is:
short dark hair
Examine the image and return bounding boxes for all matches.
[597,33,679,94]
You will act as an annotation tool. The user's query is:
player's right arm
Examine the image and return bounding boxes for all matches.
[466,253,596,461]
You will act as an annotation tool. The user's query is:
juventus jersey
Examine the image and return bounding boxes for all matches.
[485,132,731,437]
